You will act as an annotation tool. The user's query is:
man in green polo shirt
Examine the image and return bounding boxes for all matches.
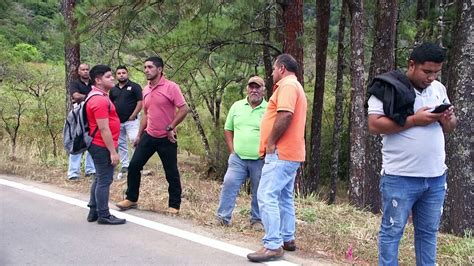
[216,76,267,229]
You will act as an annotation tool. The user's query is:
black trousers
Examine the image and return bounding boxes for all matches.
[88,144,114,217]
[126,132,182,209]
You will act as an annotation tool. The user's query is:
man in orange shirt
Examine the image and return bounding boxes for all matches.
[247,54,307,262]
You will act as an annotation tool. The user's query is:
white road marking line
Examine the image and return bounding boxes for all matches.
[0,178,298,266]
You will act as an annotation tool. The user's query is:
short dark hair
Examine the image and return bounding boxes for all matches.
[116,65,128,72]
[145,56,164,69]
[409,42,446,64]
[90,65,112,85]
[275,54,298,73]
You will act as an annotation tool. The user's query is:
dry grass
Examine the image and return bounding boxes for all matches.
[1,142,472,265]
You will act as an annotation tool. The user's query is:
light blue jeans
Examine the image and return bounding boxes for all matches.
[118,119,140,169]
[257,151,300,249]
[68,152,95,178]
[378,172,447,266]
[217,153,264,224]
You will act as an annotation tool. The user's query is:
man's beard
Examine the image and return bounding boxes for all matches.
[249,96,263,105]
[147,73,158,80]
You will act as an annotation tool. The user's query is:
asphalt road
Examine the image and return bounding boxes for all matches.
[0,183,258,265]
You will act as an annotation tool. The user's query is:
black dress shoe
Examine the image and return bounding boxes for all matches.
[87,209,98,222]
[97,215,126,225]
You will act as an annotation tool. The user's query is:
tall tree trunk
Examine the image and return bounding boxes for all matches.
[437,0,454,84]
[262,3,274,99]
[183,84,214,172]
[414,0,429,45]
[394,3,401,68]
[329,1,348,205]
[60,0,80,113]
[278,0,305,193]
[279,0,304,85]
[426,0,439,39]
[347,0,367,208]
[365,0,398,213]
[306,0,330,195]
[441,0,473,237]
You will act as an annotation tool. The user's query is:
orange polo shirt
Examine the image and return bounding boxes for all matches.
[259,75,307,162]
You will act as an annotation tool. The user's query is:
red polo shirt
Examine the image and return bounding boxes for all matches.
[143,75,186,138]
[86,87,121,148]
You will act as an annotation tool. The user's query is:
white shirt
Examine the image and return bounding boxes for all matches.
[367,80,450,177]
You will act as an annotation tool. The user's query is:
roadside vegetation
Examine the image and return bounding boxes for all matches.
[1,142,472,265]
[1,1,472,264]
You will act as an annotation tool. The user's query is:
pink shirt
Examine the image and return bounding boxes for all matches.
[86,87,120,148]
[143,75,186,138]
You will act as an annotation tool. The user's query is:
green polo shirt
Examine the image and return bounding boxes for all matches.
[224,98,267,160]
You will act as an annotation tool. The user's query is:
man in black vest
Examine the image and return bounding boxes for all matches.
[109,65,143,179]
[67,63,96,181]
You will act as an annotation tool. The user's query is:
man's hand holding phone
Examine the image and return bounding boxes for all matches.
[431,103,452,113]
[436,104,455,126]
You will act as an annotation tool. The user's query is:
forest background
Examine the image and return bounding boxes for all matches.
[0,0,472,264]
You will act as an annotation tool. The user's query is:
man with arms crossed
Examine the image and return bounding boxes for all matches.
[247,54,307,262]
[216,76,267,229]
[109,65,143,179]
[116,56,189,215]
[86,64,125,225]
[367,42,457,265]
[67,63,96,181]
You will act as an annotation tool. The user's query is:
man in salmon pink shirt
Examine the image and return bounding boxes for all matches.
[247,54,307,262]
[86,64,125,225]
[116,56,189,215]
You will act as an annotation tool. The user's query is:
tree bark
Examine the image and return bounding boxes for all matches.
[60,0,80,113]
[414,0,429,45]
[347,0,367,208]
[277,0,305,193]
[441,0,473,236]
[365,0,398,213]
[279,0,304,86]
[306,0,331,195]
[262,3,274,99]
[329,1,348,205]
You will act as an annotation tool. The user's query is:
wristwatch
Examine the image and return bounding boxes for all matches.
[166,125,174,131]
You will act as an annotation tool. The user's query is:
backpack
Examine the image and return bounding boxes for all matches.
[63,92,109,155]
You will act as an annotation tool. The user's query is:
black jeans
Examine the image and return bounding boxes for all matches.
[126,132,182,209]
[88,144,114,217]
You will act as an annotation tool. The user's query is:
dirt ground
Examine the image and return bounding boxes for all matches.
[0,152,347,264]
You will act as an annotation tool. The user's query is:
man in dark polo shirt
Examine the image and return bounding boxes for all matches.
[67,63,96,181]
[109,65,143,179]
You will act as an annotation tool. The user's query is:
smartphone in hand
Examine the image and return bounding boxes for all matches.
[431,103,452,113]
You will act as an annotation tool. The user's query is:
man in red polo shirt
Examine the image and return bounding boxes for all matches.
[86,64,125,225]
[116,56,189,214]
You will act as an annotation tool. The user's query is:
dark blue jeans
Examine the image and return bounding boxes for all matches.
[88,144,115,218]
[126,132,181,209]
[378,172,447,266]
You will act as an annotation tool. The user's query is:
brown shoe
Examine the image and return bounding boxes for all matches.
[247,247,283,262]
[116,199,137,211]
[167,207,179,215]
[282,240,296,251]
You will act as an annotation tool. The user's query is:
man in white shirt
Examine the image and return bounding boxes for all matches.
[367,42,457,265]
